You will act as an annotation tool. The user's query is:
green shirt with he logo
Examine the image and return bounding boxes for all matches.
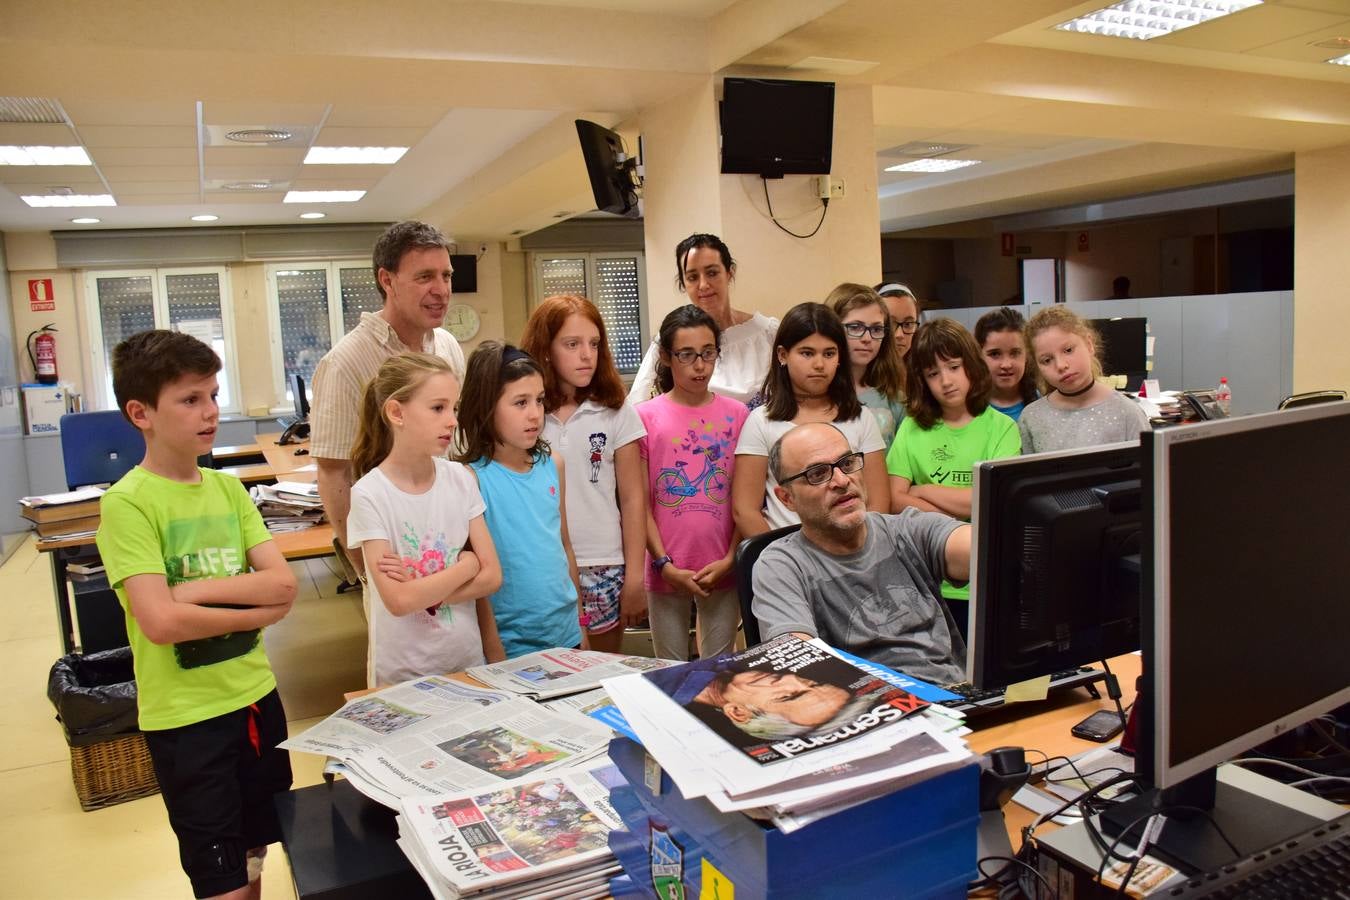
[97,466,278,731]
[885,405,1021,600]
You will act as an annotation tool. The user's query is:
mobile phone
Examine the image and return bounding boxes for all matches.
[1071,710,1125,742]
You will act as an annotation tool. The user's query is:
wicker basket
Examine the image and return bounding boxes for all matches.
[68,732,160,811]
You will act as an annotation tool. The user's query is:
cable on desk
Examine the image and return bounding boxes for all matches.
[974,854,1056,900]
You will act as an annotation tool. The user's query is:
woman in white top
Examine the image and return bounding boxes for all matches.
[628,233,777,407]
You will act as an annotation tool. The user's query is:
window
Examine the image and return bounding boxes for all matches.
[265,261,381,409]
[531,251,647,374]
[84,266,240,414]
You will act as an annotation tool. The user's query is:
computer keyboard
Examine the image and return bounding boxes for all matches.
[941,666,1103,716]
[1148,811,1349,898]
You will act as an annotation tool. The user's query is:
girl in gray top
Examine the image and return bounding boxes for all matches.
[1019,307,1151,454]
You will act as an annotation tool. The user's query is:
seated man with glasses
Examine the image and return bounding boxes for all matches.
[751,422,971,685]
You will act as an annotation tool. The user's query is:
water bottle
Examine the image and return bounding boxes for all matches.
[1216,377,1232,416]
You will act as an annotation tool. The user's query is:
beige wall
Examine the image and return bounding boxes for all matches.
[1293,142,1350,394]
[4,231,516,414]
[1062,210,1215,302]
[719,83,882,320]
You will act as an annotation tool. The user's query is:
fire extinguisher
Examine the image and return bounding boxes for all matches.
[26,323,59,385]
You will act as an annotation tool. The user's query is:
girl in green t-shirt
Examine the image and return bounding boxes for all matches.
[885,319,1021,637]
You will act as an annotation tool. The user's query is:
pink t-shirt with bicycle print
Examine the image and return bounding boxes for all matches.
[636,393,750,593]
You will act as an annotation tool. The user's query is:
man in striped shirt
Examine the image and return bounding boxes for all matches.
[311,221,467,576]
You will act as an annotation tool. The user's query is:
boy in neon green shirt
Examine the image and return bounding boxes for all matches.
[96,329,297,900]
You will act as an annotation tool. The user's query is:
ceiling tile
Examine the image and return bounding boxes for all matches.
[289,177,380,189]
[0,168,105,185]
[1153,5,1345,51]
[90,148,199,167]
[1246,22,1350,60]
[324,105,452,128]
[203,164,306,181]
[101,165,200,182]
[61,100,195,127]
[106,181,201,195]
[294,163,394,180]
[116,194,204,205]
[0,123,80,144]
[79,126,198,148]
[208,192,290,205]
[201,102,330,125]
[203,146,306,166]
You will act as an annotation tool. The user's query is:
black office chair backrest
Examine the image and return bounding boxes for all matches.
[734,524,801,648]
[1278,390,1346,411]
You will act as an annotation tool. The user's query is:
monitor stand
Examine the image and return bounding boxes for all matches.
[1100,768,1320,874]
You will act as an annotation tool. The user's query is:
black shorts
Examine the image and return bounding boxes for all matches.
[144,688,294,899]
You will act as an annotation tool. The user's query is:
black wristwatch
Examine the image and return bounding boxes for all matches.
[650,555,673,574]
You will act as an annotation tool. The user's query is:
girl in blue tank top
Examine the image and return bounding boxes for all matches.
[454,342,582,657]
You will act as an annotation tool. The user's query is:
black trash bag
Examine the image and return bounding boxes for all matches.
[47,646,140,745]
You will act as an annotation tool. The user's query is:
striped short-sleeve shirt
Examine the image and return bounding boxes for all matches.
[310,311,466,460]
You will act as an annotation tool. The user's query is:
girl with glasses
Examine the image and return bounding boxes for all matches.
[635,305,749,660]
[734,302,889,538]
[886,319,1021,638]
[828,282,907,445]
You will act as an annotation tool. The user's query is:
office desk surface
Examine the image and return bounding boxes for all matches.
[256,431,318,484]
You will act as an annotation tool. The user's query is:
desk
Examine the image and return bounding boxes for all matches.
[39,520,334,655]
[275,660,1141,899]
[256,431,318,484]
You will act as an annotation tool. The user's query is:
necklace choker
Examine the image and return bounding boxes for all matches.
[1057,380,1094,399]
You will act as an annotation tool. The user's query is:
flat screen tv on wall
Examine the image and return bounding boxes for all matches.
[719,77,835,178]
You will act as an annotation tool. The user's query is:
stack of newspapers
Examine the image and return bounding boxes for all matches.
[248,480,324,532]
[601,635,975,834]
[282,652,677,898]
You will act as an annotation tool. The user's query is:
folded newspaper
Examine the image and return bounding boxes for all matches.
[603,635,972,810]
[281,674,614,809]
[396,760,626,899]
[466,648,677,700]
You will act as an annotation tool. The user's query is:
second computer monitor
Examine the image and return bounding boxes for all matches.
[290,372,310,419]
[969,443,1143,689]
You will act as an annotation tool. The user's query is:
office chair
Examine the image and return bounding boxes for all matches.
[1278,390,1346,411]
[59,411,145,490]
[734,524,801,647]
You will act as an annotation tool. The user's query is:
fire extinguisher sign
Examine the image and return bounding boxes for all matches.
[28,279,55,312]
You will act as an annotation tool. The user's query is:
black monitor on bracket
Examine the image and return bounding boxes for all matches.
[290,372,309,419]
[969,443,1143,690]
[575,119,640,218]
[1102,402,1350,873]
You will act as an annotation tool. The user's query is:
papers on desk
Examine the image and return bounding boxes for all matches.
[280,674,614,810]
[20,486,105,533]
[285,665,631,899]
[20,486,105,508]
[396,761,625,899]
[601,635,975,833]
[249,482,324,533]
[466,649,677,701]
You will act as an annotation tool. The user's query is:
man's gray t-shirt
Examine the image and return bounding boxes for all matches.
[751,510,967,685]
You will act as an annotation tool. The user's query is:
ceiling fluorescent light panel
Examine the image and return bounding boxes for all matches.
[0,146,92,165]
[21,194,116,207]
[304,147,408,164]
[283,190,366,203]
[1329,53,1350,66]
[885,159,982,173]
[1055,0,1262,41]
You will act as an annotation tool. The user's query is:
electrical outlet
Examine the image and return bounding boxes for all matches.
[812,175,846,200]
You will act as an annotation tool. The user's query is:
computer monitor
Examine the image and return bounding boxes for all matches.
[719,77,834,178]
[1089,316,1147,381]
[290,372,309,419]
[1103,402,1350,871]
[575,119,640,218]
[969,443,1143,690]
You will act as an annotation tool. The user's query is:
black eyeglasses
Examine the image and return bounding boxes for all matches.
[671,347,720,365]
[842,322,887,340]
[890,318,920,334]
[780,451,864,486]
